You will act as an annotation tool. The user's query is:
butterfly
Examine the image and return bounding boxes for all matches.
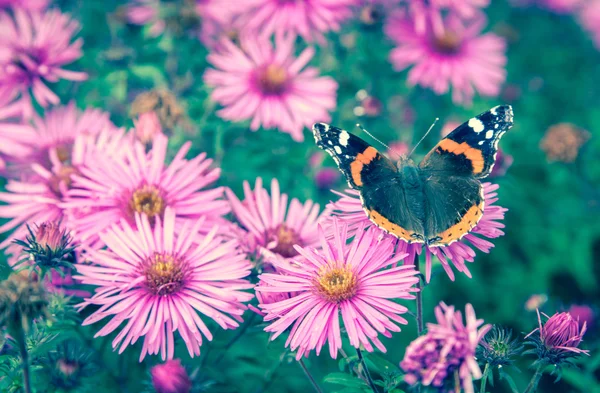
[313,105,513,247]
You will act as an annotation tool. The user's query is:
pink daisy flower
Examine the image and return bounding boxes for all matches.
[226,178,329,267]
[401,302,491,393]
[63,134,230,249]
[196,0,241,47]
[0,9,87,118]
[4,103,118,178]
[385,12,507,105]
[75,208,254,361]
[234,0,358,42]
[0,97,37,172]
[327,183,507,282]
[204,33,338,142]
[579,2,600,50]
[257,219,419,359]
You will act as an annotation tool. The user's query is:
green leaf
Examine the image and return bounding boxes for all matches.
[324,372,368,388]
[365,353,399,375]
[130,64,167,87]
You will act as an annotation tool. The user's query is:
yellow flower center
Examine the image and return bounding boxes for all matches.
[128,185,165,224]
[257,64,289,95]
[270,224,301,258]
[315,265,358,303]
[144,252,186,296]
[48,166,79,196]
[432,31,463,54]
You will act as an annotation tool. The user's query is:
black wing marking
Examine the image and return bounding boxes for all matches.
[420,105,513,179]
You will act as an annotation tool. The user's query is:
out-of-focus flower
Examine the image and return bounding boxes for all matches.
[386,141,410,158]
[525,294,548,311]
[540,123,590,163]
[63,134,229,249]
[0,0,49,10]
[195,0,239,48]
[0,9,87,118]
[226,178,328,268]
[525,310,589,365]
[568,304,594,330]
[0,271,49,334]
[0,97,37,172]
[133,110,163,146]
[489,148,513,178]
[401,302,491,393]
[234,0,358,42]
[408,0,491,37]
[327,182,507,282]
[249,282,296,317]
[354,90,383,118]
[130,89,186,133]
[126,0,165,37]
[440,120,462,137]
[258,220,418,359]
[511,0,583,14]
[385,12,506,106]
[13,221,75,280]
[314,167,340,190]
[40,340,95,391]
[579,2,600,50]
[204,34,338,142]
[477,326,524,367]
[151,359,192,393]
[76,208,253,361]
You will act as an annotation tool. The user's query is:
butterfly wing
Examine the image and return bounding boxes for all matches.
[313,123,425,243]
[419,105,514,178]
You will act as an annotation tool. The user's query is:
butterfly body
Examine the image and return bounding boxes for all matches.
[313,105,513,247]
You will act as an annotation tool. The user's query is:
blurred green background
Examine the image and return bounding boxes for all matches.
[7,0,600,392]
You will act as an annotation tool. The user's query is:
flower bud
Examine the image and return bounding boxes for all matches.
[151,359,192,393]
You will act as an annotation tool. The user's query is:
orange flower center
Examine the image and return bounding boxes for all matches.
[128,185,165,224]
[257,64,289,95]
[315,265,358,303]
[269,224,301,258]
[144,252,187,296]
[432,31,463,54]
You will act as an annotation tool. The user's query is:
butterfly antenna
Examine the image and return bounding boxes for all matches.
[408,118,439,158]
[356,124,402,159]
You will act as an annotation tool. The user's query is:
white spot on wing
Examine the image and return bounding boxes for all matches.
[490,106,499,115]
[339,130,350,147]
[328,140,332,145]
[478,141,484,145]
[334,146,342,154]
[485,130,494,139]
[468,118,485,133]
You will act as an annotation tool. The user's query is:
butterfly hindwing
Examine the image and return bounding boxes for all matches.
[420,105,513,178]
[312,123,397,190]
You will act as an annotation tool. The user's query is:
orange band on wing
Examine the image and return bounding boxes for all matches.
[350,147,379,187]
[427,202,484,246]
[437,140,485,174]
[367,209,423,243]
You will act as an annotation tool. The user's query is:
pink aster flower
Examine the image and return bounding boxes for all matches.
[0,97,37,172]
[126,0,165,37]
[257,219,419,359]
[385,12,507,105]
[226,178,329,268]
[401,302,491,393]
[75,208,254,361]
[0,9,87,118]
[63,134,230,249]
[327,182,507,282]
[195,0,241,48]
[234,0,358,42]
[151,359,192,393]
[0,0,48,11]
[204,33,338,142]
[133,110,163,146]
[579,2,600,50]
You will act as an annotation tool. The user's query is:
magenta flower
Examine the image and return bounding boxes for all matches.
[314,167,340,190]
[63,134,229,249]
[234,0,358,42]
[226,178,329,267]
[327,182,507,282]
[257,219,419,359]
[76,208,254,361]
[204,34,338,142]
[385,12,506,105]
[0,0,49,10]
[151,359,192,393]
[401,302,491,393]
[0,97,37,172]
[133,110,163,145]
[408,0,491,37]
[579,2,600,50]
[0,9,87,118]
[568,304,594,330]
[525,310,590,364]
[195,0,240,47]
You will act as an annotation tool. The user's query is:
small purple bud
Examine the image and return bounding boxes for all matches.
[151,359,192,393]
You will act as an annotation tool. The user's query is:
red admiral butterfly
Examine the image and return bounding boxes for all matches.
[313,105,513,247]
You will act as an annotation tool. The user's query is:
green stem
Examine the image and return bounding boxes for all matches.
[523,365,543,393]
[214,312,257,364]
[298,359,324,393]
[15,326,32,393]
[480,363,490,393]
[356,348,380,393]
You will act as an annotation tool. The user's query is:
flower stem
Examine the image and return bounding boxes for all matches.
[356,348,380,393]
[523,365,543,393]
[480,363,490,393]
[15,326,32,393]
[298,359,324,393]
[214,312,257,364]
[414,253,424,335]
